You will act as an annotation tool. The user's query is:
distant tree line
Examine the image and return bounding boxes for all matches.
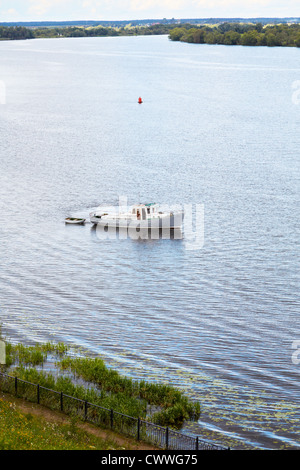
[169,23,300,47]
[1,22,300,47]
[0,23,174,40]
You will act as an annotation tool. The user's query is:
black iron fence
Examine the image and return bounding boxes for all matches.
[0,371,229,450]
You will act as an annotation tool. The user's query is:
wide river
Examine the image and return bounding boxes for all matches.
[0,35,299,449]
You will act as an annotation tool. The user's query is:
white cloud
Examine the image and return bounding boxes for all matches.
[28,0,72,17]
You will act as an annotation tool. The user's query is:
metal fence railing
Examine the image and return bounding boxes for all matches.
[0,371,229,450]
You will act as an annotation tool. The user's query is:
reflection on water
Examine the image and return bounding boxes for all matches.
[0,36,299,449]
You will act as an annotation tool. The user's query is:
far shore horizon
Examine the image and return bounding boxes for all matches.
[1,16,300,27]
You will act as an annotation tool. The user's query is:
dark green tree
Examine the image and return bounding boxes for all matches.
[223,30,241,45]
[168,27,186,41]
[240,30,260,46]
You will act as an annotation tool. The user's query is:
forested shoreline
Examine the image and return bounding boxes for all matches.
[0,23,172,40]
[1,22,300,47]
[169,23,300,47]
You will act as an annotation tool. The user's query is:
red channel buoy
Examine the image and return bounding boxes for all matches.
[138,97,143,104]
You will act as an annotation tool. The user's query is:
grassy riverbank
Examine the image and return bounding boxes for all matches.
[0,393,156,450]
[0,395,120,450]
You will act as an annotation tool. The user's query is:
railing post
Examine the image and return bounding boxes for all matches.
[15,376,18,396]
[110,409,114,429]
[60,392,63,411]
[85,400,88,421]
[196,436,199,451]
[166,426,169,450]
[137,417,140,441]
[37,384,40,404]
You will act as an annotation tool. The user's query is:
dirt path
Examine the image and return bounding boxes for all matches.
[0,392,158,450]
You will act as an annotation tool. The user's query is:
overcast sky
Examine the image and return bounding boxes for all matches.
[0,0,299,22]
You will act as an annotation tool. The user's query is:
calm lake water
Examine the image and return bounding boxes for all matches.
[0,35,299,449]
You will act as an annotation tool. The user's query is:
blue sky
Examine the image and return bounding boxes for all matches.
[0,0,299,22]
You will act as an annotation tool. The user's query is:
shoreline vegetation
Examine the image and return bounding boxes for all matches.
[1,341,200,430]
[169,23,300,47]
[0,21,300,47]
